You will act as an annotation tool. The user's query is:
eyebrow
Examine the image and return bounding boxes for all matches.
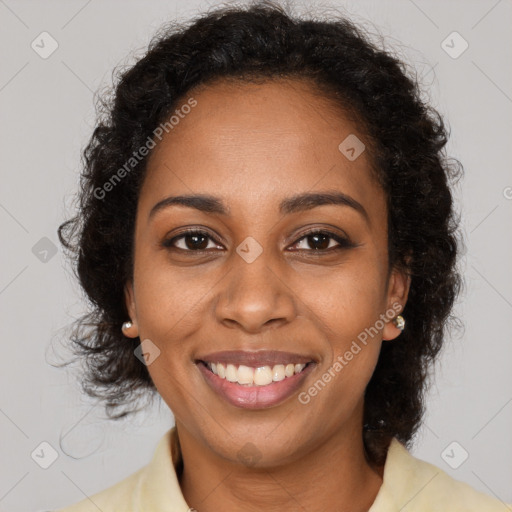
[149,190,370,224]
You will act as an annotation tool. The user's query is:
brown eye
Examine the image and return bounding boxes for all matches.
[162,229,222,252]
[162,228,356,255]
[290,229,356,252]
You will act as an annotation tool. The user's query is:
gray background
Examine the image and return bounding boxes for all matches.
[1,0,511,510]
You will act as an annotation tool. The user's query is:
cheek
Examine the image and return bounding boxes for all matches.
[297,255,387,337]
[132,248,216,338]
[130,253,206,399]
[296,258,385,395]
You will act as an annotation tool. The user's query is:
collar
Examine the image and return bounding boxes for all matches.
[134,427,190,512]
[134,427,434,512]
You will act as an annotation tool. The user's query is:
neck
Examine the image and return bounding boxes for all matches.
[176,420,385,512]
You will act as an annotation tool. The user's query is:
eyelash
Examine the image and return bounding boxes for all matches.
[162,227,356,255]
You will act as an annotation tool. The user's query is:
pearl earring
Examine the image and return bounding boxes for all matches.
[122,321,133,331]
[393,315,405,331]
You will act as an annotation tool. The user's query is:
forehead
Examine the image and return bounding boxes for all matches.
[140,78,385,223]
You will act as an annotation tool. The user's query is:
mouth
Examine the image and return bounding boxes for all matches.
[200,360,310,386]
[195,350,317,409]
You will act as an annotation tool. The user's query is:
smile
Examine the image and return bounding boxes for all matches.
[204,361,307,386]
[195,350,316,409]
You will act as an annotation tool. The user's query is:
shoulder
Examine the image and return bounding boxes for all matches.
[54,466,145,512]
[53,427,188,512]
[375,438,510,511]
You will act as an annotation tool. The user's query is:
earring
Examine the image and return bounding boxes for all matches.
[393,315,405,331]
[122,321,133,331]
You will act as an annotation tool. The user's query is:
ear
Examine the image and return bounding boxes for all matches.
[382,265,411,341]
[123,280,139,338]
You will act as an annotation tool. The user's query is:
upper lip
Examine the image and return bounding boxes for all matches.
[196,350,315,367]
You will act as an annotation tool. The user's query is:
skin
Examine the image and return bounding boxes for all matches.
[123,78,411,512]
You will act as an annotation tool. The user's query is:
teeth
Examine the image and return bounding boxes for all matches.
[225,364,238,382]
[205,361,308,386]
[254,366,273,386]
[237,365,254,385]
[272,364,285,382]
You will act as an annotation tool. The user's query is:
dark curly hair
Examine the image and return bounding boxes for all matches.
[57,0,464,466]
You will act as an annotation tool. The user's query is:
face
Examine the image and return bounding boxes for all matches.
[124,78,410,467]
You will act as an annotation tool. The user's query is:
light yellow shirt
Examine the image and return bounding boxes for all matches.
[56,427,509,511]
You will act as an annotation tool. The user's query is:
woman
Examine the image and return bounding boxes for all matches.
[55,2,508,511]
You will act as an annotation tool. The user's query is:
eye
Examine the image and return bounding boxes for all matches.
[162,227,356,254]
[162,229,223,253]
[289,229,356,253]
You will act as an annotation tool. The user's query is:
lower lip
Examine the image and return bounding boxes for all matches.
[197,362,314,409]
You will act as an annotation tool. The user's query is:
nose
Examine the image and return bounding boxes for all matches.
[214,248,298,334]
